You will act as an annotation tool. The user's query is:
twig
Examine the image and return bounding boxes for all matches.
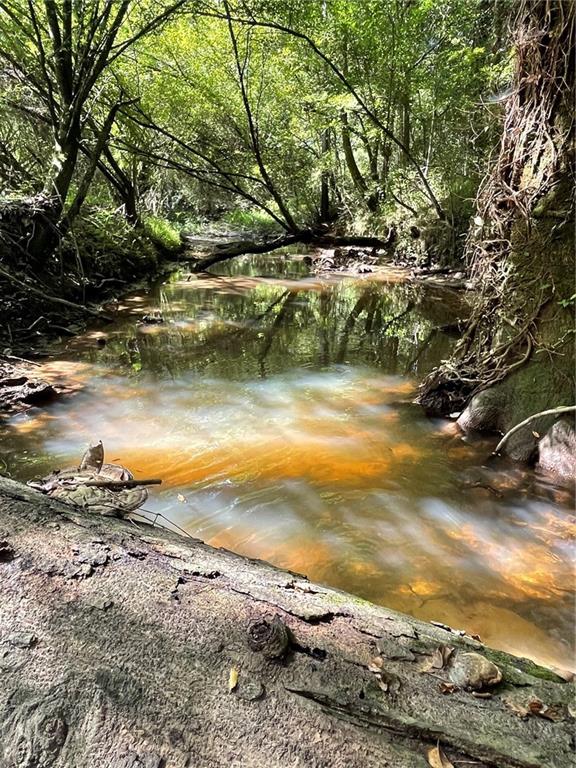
[131,508,196,540]
[0,353,41,367]
[82,478,163,488]
[493,406,576,455]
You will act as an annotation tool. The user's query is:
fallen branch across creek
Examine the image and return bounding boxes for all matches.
[187,230,394,272]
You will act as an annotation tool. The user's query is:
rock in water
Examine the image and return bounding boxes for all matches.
[538,419,576,485]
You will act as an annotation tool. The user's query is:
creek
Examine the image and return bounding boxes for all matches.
[1,254,574,671]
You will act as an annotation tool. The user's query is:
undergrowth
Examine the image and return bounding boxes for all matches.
[143,215,182,252]
[62,210,158,289]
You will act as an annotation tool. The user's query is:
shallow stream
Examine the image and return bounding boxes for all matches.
[2,254,574,670]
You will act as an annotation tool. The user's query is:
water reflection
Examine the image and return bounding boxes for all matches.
[1,255,574,671]
[61,259,461,381]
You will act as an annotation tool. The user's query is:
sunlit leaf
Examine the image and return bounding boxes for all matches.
[228,666,239,692]
[429,645,454,670]
[427,745,454,768]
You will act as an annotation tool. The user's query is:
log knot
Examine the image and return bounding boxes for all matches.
[247,615,289,659]
[0,539,15,562]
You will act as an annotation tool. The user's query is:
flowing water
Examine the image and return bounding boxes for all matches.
[1,254,574,671]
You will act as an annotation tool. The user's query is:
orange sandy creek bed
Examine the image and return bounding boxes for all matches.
[1,254,574,672]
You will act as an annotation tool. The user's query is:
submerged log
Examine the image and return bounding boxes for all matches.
[0,476,573,768]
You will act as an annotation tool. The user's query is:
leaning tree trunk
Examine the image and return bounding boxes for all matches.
[0,476,574,768]
[419,0,575,458]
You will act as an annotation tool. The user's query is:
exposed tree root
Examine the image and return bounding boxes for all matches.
[493,405,576,455]
[418,0,575,416]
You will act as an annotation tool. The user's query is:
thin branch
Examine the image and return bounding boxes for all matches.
[493,406,575,455]
[224,1,297,230]
[196,5,445,219]
[0,264,112,320]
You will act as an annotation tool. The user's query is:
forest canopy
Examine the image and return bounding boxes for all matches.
[0,0,512,244]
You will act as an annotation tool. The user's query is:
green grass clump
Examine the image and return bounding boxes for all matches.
[143,216,182,251]
[222,208,281,236]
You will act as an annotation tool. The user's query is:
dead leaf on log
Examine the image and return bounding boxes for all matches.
[504,696,568,722]
[367,656,400,694]
[368,656,384,673]
[528,698,544,714]
[504,699,530,719]
[528,698,568,721]
[430,645,454,670]
[427,744,454,768]
[79,441,104,473]
[228,666,239,692]
[378,672,401,694]
[538,704,568,722]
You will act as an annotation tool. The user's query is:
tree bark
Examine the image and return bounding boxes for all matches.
[340,112,369,196]
[319,129,333,223]
[418,0,575,419]
[0,476,573,768]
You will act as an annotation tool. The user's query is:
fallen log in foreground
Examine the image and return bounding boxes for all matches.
[0,476,573,768]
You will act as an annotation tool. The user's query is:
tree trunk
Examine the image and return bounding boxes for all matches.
[400,88,411,165]
[28,122,82,261]
[340,111,380,212]
[418,0,575,431]
[0,476,573,768]
[319,129,333,223]
[340,111,369,196]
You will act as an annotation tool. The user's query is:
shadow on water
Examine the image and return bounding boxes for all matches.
[1,253,574,671]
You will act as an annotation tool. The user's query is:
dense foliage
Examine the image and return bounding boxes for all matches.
[0,0,510,247]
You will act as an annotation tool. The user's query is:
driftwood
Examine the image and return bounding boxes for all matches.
[82,478,163,488]
[187,230,394,272]
[0,475,574,768]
